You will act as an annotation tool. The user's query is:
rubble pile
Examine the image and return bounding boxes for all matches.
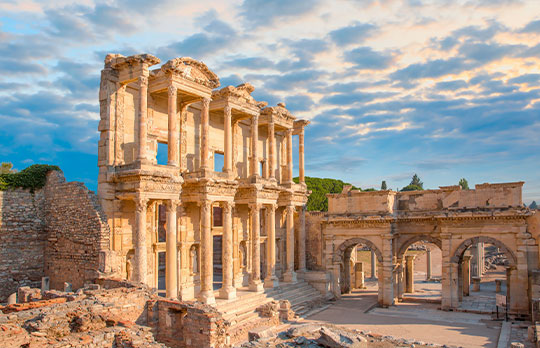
[242,323,450,348]
[0,283,166,348]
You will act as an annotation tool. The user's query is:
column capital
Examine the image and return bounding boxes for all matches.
[251,114,259,122]
[224,104,232,115]
[202,97,211,107]
[168,85,177,96]
[249,202,262,211]
[135,198,149,212]
[286,205,296,213]
[286,128,293,136]
[266,203,278,211]
[138,75,148,86]
[166,199,180,211]
[221,201,234,213]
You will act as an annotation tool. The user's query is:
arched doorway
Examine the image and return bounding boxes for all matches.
[395,235,442,304]
[450,236,519,315]
[332,238,384,304]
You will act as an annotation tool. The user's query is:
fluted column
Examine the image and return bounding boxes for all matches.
[134,197,149,284]
[167,85,178,166]
[250,115,259,177]
[286,129,293,183]
[165,200,178,298]
[268,121,275,180]
[299,127,305,183]
[200,97,210,170]
[198,201,215,304]
[137,76,148,161]
[264,204,278,288]
[298,205,306,272]
[283,205,297,282]
[219,201,236,299]
[249,203,263,292]
[224,105,232,174]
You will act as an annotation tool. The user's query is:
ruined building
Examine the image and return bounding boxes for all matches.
[97,54,310,304]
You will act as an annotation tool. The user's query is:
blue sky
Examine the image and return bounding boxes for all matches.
[1,0,539,204]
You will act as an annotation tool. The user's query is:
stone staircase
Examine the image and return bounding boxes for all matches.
[214,280,324,327]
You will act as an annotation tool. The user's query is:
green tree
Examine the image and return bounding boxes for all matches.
[401,174,424,191]
[530,201,538,210]
[293,176,360,211]
[458,178,469,190]
[381,180,387,190]
[1,162,15,174]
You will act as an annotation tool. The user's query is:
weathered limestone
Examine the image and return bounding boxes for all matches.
[97,54,310,306]
[370,250,377,280]
[426,248,432,281]
[462,255,471,297]
[472,277,481,292]
[354,262,366,289]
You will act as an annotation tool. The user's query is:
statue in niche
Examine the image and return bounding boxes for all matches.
[190,245,198,274]
[126,255,133,281]
[239,242,247,269]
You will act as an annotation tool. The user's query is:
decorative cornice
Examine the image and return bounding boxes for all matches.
[161,57,219,89]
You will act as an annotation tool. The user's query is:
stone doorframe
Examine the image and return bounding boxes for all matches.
[331,237,386,303]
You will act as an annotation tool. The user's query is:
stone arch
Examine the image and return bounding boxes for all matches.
[332,237,383,264]
[397,234,442,261]
[450,236,517,266]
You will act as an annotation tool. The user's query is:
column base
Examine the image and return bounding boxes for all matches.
[296,269,307,279]
[218,286,237,300]
[283,271,297,283]
[178,286,195,301]
[264,276,279,289]
[249,280,264,292]
[198,290,216,305]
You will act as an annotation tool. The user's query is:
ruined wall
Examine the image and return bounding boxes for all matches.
[42,171,113,290]
[0,189,46,301]
[305,212,325,270]
[0,170,115,302]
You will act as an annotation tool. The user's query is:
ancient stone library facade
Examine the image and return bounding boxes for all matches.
[97,53,310,304]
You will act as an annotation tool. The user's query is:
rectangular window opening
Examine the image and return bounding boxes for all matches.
[213,206,223,227]
[158,204,167,243]
[157,142,168,165]
[214,152,224,172]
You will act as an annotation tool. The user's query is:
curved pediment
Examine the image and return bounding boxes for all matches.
[161,57,220,89]
[212,83,267,108]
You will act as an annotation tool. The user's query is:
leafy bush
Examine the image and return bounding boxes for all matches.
[294,176,360,211]
[400,184,424,192]
[0,164,60,192]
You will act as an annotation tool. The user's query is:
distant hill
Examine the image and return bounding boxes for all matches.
[294,176,360,211]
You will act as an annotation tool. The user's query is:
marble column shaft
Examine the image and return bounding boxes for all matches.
[167,85,178,166]
[462,255,471,297]
[426,248,432,281]
[249,203,263,291]
[405,255,415,293]
[286,129,293,182]
[298,205,306,272]
[198,201,215,304]
[268,121,275,179]
[134,198,148,284]
[284,205,297,282]
[137,76,148,161]
[165,200,178,298]
[200,97,210,170]
[371,250,377,279]
[251,115,259,176]
[224,105,232,173]
[219,202,235,299]
[264,204,278,288]
[299,127,305,183]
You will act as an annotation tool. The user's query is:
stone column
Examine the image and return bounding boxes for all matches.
[137,76,148,161]
[179,104,188,171]
[250,115,259,177]
[223,105,232,174]
[283,205,297,282]
[249,203,263,292]
[200,97,210,170]
[268,121,275,180]
[298,127,305,183]
[264,204,279,288]
[477,242,484,277]
[219,201,235,299]
[165,200,178,298]
[426,248,432,281]
[134,198,149,284]
[286,129,293,183]
[298,205,306,273]
[198,201,215,304]
[167,85,178,166]
[405,255,415,293]
[462,255,471,297]
[370,250,377,279]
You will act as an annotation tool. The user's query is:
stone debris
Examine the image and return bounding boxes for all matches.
[242,323,448,348]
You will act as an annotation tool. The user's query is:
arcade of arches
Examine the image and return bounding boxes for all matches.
[304,182,540,318]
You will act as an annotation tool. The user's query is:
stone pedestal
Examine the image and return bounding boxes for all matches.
[472,277,481,292]
[405,255,415,293]
[354,262,366,289]
[495,279,502,293]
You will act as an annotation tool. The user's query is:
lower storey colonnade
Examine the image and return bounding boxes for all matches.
[128,196,306,305]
